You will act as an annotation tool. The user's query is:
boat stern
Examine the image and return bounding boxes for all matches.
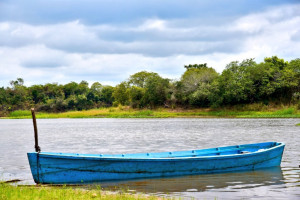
[27,152,40,183]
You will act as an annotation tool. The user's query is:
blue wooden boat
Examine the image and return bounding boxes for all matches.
[27,142,285,184]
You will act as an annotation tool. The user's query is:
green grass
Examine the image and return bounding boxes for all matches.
[237,108,300,118]
[3,106,300,119]
[8,110,32,118]
[296,123,300,126]
[0,183,165,200]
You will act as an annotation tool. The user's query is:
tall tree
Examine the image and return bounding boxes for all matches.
[288,58,300,103]
[129,71,160,88]
[101,86,114,105]
[143,75,170,108]
[181,65,218,106]
[217,59,255,105]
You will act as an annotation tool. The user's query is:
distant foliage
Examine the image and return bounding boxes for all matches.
[184,63,208,69]
[0,56,299,115]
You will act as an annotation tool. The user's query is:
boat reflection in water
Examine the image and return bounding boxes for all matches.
[99,166,284,194]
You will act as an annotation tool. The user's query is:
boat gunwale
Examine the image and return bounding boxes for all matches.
[28,142,285,161]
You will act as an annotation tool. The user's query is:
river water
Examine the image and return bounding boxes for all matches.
[0,118,299,199]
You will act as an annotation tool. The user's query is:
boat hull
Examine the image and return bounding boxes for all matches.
[27,142,285,184]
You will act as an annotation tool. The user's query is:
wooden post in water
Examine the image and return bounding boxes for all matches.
[31,108,41,152]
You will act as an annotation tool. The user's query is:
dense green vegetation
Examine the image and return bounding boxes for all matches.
[0,56,299,117]
[0,183,163,200]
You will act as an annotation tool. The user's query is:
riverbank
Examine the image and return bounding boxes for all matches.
[3,106,300,119]
[0,183,165,200]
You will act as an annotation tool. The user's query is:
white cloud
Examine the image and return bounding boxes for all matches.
[0,19,242,56]
[231,4,300,61]
[138,19,167,31]
[0,4,299,87]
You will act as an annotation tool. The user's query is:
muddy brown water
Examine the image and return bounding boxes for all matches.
[0,118,299,199]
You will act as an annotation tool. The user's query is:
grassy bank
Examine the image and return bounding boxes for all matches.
[0,183,165,200]
[3,105,300,119]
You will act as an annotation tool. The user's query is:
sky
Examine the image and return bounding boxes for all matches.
[0,0,300,87]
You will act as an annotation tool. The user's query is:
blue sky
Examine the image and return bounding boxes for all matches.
[0,0,299,86]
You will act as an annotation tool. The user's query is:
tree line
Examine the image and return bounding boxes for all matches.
[0,56,299,115]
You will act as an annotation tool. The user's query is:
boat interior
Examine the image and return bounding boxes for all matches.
[38,142,283,159]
